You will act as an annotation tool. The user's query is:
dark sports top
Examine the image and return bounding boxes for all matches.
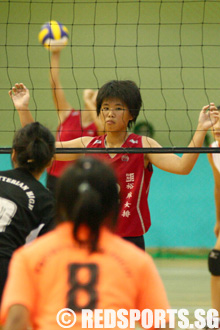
[0,167,55,258]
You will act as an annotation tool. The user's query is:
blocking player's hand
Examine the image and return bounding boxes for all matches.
[9,83,30,111]
[199,103,219,131]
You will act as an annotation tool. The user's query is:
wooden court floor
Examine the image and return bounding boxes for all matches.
[136,257,211,329]
[155,258,211,311]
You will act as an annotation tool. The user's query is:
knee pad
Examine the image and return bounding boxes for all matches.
[208,249,220,276]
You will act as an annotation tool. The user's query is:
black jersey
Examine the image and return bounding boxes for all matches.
[0,167,55,258]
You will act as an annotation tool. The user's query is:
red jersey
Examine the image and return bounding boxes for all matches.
[48,110,97,177]
[87,133,153,237]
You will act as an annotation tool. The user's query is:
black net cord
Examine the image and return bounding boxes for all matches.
[1,147,220,154]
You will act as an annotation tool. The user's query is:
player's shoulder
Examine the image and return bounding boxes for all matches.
[141,135,161,148]
[18,226,57,257]
[58,109,79,127]
[127,133,141,143]
[0,168,19,178]
[35,183,54,200]
[68,109,79,119]
[0,168,38,189]
[27,177,54,208]
[128,133,160,148]
[87,134,104,146]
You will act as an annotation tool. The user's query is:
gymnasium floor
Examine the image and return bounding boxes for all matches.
[156,258,210,309]
[136,257,211,329]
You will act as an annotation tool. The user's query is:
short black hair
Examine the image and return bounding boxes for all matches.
[12,122,55,173]
[96,80,142,128]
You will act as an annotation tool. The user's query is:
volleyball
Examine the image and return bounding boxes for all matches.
[38,20,69,51]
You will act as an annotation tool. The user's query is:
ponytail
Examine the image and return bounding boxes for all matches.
[56,158,120,252]
[72,182,103,252]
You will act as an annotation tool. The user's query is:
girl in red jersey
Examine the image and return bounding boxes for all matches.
[55,80,219,250]
[46,50,103,193]
[9,80,220,250]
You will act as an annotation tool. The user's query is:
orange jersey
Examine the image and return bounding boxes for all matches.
[1,222,170,330]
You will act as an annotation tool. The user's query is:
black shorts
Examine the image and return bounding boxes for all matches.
[123,235,145,251]
[0,257,10,303]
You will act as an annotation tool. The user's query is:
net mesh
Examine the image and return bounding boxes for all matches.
[1,0,220,151]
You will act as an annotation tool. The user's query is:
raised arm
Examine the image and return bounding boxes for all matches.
[207,153,220,237]
[8,83,34,127]
[50,50,72,123]
[55,136,93,161]
[144,103,219,175]
[83,89,105,134]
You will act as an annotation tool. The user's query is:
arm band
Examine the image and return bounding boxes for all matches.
[208,249,220,276]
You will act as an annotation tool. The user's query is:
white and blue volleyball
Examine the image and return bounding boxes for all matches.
[38,20,69,51]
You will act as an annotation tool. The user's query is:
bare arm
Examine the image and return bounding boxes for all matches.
[3,305,30,330]
[55,136,93,161]
[83,89,105,134]
[207,153,220,237]
[144,104,219,175]
[8,83,34,127]
[50,51,72,123]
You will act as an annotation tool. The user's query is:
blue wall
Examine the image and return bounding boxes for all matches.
[146,154,216,248]
[0,154,216,248]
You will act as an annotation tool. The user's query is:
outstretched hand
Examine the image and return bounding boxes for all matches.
[9,83,30,111]
[199,103,219,131]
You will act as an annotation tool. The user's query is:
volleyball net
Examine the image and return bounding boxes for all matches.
[0,0,219,254]
[1,0,220,150]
